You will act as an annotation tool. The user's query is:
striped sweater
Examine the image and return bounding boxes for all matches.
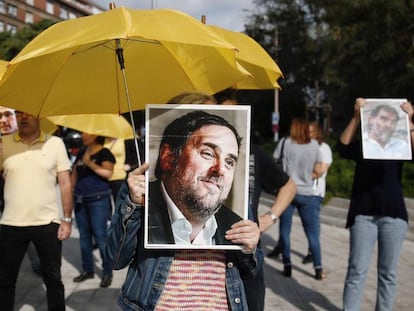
[155,250,230,311]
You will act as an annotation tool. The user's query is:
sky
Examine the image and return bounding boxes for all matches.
[99,0,256,32]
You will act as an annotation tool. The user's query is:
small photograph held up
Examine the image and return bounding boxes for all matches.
[144,104,251,250]
[361,98,412,160]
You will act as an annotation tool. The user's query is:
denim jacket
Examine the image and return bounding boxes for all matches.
[105,182,261,311]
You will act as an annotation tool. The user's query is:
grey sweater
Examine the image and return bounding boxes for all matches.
[273,137,321,195]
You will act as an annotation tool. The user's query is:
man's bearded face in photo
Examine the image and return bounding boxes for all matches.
[369,109,398,145]
[169,125,238,223]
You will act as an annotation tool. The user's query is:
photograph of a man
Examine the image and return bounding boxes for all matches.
[0,106,18,135]
[361,99,412,160]
[145,104,250,249]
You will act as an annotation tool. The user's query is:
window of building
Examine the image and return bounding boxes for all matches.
[46,1,54,14]
[60,7,67,19]
[26,0,34,6]
[7,24,17,34]
[68,12,76,19]
[25,12,33,23]
[0,1,5,14]
[8,4,17,17]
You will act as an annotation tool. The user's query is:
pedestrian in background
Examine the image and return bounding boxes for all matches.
[104,137,127,211]
[71,133,115,288]
[0,106,43,275]
[301,121,333,264]
[0,111,73,311]
[338,97,413,310]
[271,118,326,279]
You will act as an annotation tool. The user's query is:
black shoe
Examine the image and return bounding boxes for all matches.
[315,268,326,280]
[73,272,94,282]
[267,244,282,257]
[100,275,112,288]
[283,265,292,277]
[302,253,313,264]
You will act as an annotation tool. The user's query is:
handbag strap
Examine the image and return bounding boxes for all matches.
[279,137,286,160]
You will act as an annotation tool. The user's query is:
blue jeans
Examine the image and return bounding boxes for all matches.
[279,194,322,268]
[343,215,407,311]
[74,193,112,276]
[0,223,64,311]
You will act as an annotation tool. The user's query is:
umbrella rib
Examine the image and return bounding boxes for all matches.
[72,38,161,55]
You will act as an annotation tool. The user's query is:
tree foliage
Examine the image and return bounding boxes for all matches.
[244,0,319,136]
[243,0,414,198]
[0,19,55,60]
[317,0,414,128]
[244,0,414,132]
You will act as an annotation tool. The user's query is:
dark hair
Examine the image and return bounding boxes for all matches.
[95,136,106,145]
[154,110,242,178]
[370,104,399,121]
[167,92,216,105]
[214,88,237,105]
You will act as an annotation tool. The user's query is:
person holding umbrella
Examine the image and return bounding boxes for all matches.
[71,133,115,288]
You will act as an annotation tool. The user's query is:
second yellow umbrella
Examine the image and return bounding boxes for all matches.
[47,114,134,139]
[209,25,283,90]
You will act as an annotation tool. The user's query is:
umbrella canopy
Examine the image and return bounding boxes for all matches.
[0,60,7,78]
[208,25,283,90]
[0,7,250,117]
[47,114,134,139]
[1,59,57,134]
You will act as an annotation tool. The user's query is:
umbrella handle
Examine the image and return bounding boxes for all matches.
[115,38,142,167]
[116,41,125,70]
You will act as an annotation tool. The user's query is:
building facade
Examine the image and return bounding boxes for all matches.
[0,0,105,34]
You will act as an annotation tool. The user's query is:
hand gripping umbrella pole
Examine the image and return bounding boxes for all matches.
[116,38,142,167]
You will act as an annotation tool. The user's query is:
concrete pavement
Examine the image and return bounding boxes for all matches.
[14,196,414,310]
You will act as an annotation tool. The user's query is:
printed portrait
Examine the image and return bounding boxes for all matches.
[144,104,251,250]
[361,98,412,160]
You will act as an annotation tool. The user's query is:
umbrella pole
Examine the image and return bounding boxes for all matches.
[116,40,142,167]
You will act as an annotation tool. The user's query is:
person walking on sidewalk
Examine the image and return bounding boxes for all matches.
[0,111,73,311]
[338,97,413,310]
[271,118,326,280]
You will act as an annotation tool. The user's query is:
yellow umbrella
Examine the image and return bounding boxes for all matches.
[208,25,283,90]
[47,114,134,139]
[0,7,250,118]
[1,60,57,134]
[0,60,7,78]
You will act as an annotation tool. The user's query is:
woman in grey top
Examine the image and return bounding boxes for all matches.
[272,118,325,279]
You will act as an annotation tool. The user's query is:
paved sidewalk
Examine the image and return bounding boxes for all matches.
[14,198,414,311]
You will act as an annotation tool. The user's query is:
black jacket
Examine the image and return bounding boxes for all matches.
[148,180,242,245]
